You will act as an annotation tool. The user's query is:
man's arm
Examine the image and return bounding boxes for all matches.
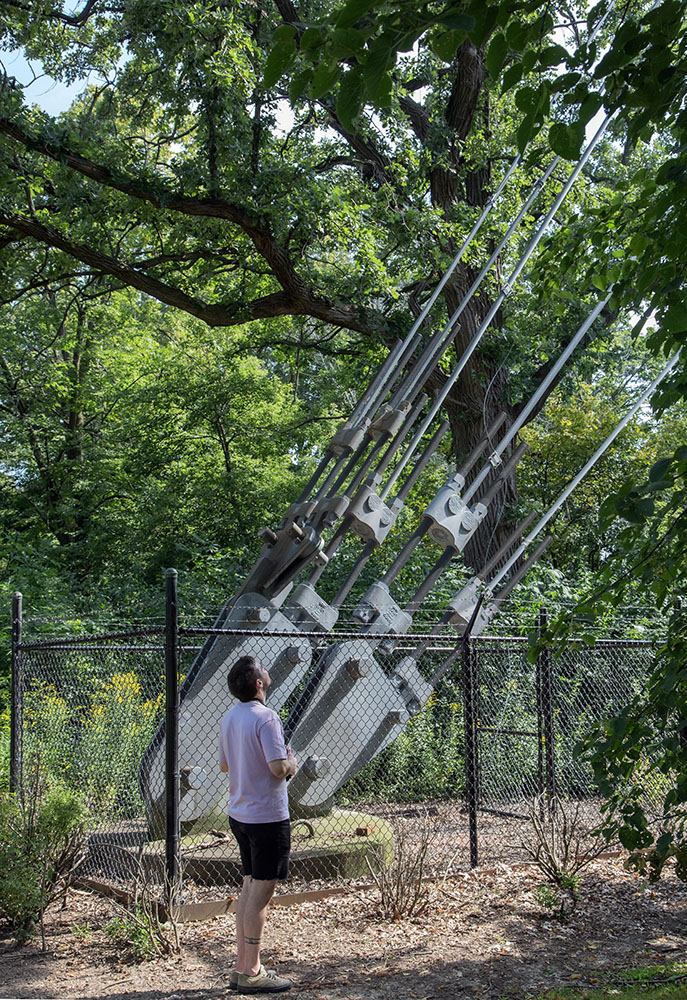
[268,749,297,779]
[219,729,228,772]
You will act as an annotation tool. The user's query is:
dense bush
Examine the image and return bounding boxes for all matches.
[22,670,162,819]
[0,778,87,943]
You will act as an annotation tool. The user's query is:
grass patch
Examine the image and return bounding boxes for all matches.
[524,962,687,999]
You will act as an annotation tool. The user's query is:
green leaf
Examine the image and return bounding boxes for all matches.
[629,233,649,256]
[335,0,377,29]
[550,71,582,94]
[470,3,498,47]
[515,86,537,114]
[430,29,465,63]
[517,114,537,153]
[549,120,584,160]
[619,825,642,850]
[263,30,297,88]
[578,92,604,125]
[436,11,474,31]
[539,44,568,69]
[336,68,364,130]
[521,49,537,73]
[289,67,313,103]
[506,20,528,50]
[362,40,393,102]
[299,26,324,52]
[501,63,522,93]
[485,31,508,79]
[310,61,341,99]
[649,457,673,483]
[332,27,366,57]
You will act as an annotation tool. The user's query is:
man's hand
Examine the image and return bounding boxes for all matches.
[286,747,298,779]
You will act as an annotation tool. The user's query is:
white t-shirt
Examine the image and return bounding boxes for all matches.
[218,700,289,823]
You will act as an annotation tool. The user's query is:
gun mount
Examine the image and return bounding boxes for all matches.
[139,54,681,830]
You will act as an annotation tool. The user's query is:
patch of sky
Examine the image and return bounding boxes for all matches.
[0,48,91,116]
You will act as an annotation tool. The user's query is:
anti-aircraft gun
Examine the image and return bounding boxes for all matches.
[138,6,679,831]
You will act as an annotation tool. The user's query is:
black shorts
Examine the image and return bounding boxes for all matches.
[229,817,291,881]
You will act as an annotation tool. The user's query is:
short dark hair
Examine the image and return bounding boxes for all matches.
[228,655,262,702]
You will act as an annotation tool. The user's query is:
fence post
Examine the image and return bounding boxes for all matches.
[164,568,180,889]
[10,592,23,794]
[461,636,479,868]
[536,607,556,807]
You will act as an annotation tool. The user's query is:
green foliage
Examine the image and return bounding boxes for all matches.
[540,446,687,881]
[0,777,87,943]
[530,968,687,1000]
[22,667,162,819]
[104,908,161,962]
[339,691,465,803]
[533,881,563,914]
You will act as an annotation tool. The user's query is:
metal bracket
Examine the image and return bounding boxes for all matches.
[352,581,412,638]
[328,418,369,456]
[446,592,498,637]
[312,493,350,530]
[368,401,411,440]
[347,480,403,545]
[283,583,340,633]
[424,473,487,551]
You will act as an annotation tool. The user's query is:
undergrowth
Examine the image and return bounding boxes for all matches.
[525,961,687,999]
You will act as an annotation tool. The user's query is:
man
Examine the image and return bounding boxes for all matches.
[219,655,297,994]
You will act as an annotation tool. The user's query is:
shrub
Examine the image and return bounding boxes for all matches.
[0,771,87,944]
[22,671,162,819]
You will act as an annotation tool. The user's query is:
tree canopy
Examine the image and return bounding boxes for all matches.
[1,0,685,589]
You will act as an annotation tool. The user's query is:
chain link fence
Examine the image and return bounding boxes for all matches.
[8,586,661,903]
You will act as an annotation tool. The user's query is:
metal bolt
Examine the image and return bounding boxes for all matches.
[302,755,330,780]
[447,494,463,514]
[353,604,376,624]
[247,606,270,624]
[345,657,368,679]
[180,766,207,790]
[461,510,476,530]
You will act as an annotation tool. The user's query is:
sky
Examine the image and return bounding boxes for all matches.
[1,49,92,116]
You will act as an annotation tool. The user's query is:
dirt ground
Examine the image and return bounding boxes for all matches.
[1,857,686,1000]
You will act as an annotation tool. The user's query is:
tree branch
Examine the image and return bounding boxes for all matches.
[0,115,312,299]
[1,0,100,26]
[0,209,382,333]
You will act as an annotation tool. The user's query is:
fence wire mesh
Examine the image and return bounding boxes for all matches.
[11,614,661,901]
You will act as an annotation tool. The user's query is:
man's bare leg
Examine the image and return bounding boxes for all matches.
[235,875,252,973]
[237,876,277,976]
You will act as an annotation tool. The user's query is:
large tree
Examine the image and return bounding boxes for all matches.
[3,0,673,576]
